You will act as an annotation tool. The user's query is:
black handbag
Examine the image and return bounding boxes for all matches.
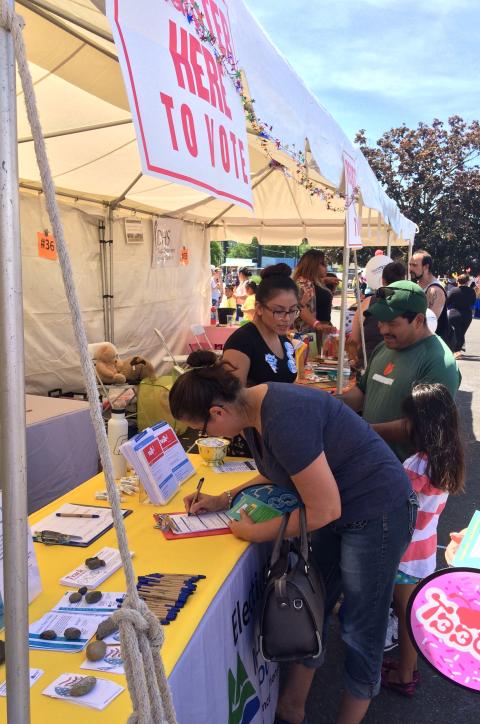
[259,507,325,662]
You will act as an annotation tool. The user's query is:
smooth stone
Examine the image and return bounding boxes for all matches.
[39,630,57,640]
[86,640,107,662]
[85,557,106,570]
[96,618,118,641]
[0,640,5,665]
[69,592,82,603]
[70,676,97,697]
[64,627,81,641]
[78,586,88,596]
[85,591,102,604]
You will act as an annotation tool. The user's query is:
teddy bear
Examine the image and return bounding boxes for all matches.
[94,342,127,385]
[115,355,155,384]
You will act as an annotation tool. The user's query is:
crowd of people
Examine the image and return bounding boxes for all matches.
[195,250,471,724]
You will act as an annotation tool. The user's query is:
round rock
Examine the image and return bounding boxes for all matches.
[39,629,57,640]
[64,627,81,641]
[70,676,97,697]
[85,557,106,570]
[85,591,102,604]
[96,618,118,641]
[69,592,82,604]
[78,586,88,596]
[86,640,107,662]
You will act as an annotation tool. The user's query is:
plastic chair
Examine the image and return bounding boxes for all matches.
[190,324,214,351]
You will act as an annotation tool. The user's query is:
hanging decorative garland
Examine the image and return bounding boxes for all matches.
[167,0,354,211]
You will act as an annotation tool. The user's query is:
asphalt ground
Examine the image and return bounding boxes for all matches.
[305,318,480,723]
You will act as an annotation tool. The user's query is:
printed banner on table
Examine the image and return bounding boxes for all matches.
[343,153,362,248]
[107,0,253,209]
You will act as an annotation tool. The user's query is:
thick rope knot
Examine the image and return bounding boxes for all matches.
[0,1,25,32]
[110,599,165,649]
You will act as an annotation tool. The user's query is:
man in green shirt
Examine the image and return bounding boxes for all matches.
[341,280,461,460]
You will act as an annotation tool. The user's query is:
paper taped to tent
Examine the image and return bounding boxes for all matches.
[12,0,416,394]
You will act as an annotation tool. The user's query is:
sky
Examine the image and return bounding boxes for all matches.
[243,0,480,145]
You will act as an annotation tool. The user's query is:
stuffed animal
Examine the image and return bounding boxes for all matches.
[115,355,155,384]
[94,342,126,385]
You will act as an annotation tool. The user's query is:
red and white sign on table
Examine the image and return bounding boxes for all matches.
[343,153,362,248]
[107,0,253,209]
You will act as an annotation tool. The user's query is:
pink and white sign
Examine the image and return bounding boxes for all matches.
[408,567,480,692]
[343,153,362,248]
[107,0,252,209]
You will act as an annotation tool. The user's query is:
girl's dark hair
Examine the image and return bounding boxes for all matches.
[293,249,326,285]
[169,350,241,422]
[256,263,298,305]
[238,267,252,277]
[245,280,257,294]
[382,262,406,285]
[402,383,465,494]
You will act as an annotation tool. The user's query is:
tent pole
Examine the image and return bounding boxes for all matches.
[336,222,350,395]
[386,228,392,258]
[108,205,114,343]
[18,118,133,143]
[0,2,31,720]
[353,250,367,369]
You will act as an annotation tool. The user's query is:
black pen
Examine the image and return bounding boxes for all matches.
[56,513,100,519]
[188,477,205,516]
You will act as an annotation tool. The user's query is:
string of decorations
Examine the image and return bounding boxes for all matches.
[167,1,354,210]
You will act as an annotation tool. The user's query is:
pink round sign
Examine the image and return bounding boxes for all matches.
[408,567,480,692]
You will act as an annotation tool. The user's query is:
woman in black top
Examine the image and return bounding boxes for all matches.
[292,249,333,331]
[223,264,299,386]
[447,273,477,356]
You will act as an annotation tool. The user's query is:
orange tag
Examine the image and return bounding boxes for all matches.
[37,232,57,260]
[180,245,189,266]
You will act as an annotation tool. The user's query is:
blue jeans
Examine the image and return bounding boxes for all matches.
[304,493,417,699]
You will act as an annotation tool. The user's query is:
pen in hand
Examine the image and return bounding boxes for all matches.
[56,513,100,519]
[188,477,205,516]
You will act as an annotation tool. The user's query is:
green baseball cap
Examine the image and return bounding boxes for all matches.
[366,280,427,322]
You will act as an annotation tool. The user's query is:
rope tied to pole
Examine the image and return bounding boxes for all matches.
[0,3,176,721]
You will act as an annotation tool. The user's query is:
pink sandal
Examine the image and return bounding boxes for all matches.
[381,661,419,697]
[382,658,420,684]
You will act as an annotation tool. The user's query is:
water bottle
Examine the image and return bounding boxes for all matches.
[210,305,218,325]
[107,409,128,479]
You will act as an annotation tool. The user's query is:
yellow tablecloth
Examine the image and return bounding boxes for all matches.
[0,456,256,722]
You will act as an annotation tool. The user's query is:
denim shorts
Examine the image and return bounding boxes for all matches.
[303,492,417,700]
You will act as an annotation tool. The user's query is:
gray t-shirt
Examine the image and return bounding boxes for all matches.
[243,382,411,524]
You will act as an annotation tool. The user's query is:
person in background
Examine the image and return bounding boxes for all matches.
[210,267,222,308]
[447,273,476,359]
[292,250,333,346]
[341,281,461,462]
[347,262,406,368]
[382,383,464,697]
[223,264,299,386]
[409,250,451,347]
[219,285,237,311]
[169,352,415,724]
[241,280,258,322]
[234,267,252,318]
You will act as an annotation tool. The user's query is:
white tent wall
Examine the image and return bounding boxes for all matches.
[20,192,209,394]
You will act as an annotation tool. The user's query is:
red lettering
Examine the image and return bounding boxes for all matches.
[430,612,454,635]
[189,35,209,102]
[169,20,196,94]
[219,125,230,172]
[229,131,239,178]
[205,114,215,166]
[203,46,224,113]
[160,92,178,150]
[181,104,198,157]
[449,623,473,648]
[238,139,249,184]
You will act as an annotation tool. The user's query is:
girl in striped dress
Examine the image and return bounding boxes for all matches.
[382,383,465,697]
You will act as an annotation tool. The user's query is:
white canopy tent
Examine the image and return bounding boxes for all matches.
[1,0,417,718]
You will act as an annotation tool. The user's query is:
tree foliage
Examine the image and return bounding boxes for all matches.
[356,116,480,273]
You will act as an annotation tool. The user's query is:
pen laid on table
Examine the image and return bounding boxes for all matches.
[188,477,205,516]
[55,512,100,519]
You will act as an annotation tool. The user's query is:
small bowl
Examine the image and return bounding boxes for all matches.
[196,437,229,466]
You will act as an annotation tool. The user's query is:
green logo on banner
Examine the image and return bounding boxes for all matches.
[228,652,260,724]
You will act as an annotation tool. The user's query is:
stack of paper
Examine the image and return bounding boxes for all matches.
[43,675,124,710]
[29,612,107,653]
[120,420,194,505]
[60,547,133,589]
[32,504,132,547]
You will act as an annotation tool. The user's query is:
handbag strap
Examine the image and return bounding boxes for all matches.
[298,506,309,562]
[269,511,291,568]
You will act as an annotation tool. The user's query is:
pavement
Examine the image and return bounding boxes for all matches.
[305,318,480,723]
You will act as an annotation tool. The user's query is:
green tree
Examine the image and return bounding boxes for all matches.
[356,116,480,273]
[210,241,223,267]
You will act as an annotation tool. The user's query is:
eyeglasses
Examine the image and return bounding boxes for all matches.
[376,287,424,300]
[262,305,300,319]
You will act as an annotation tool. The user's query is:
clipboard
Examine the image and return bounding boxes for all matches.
[153,512,232,541]
[32,504,133,547]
